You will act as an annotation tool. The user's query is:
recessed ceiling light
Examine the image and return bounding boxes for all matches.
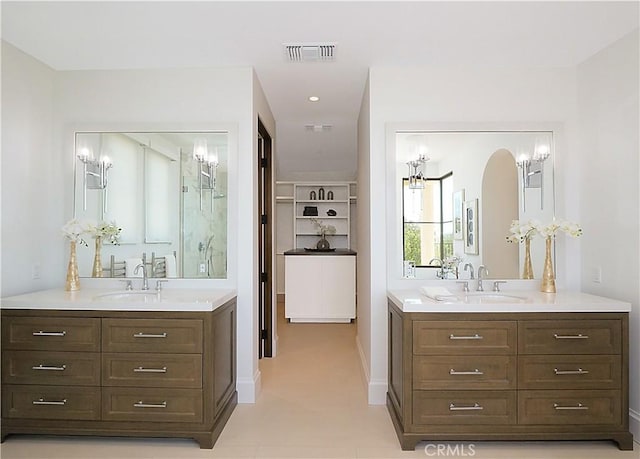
[309,96,319,102]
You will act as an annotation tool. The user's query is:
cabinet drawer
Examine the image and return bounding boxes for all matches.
[102,319,202,353]
[413,321,516,355]
[413,356,516,390]
[413,390,516,425]
[102,387,202,423]
[519,355,621,390]
[2,317,100,352]
[102,353,202,388]
[2,351,100,386]
[518,390,621,425]
[2,384,100,420]
[519,320,620,355]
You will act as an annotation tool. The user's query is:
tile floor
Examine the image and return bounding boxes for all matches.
[1,302,638,459]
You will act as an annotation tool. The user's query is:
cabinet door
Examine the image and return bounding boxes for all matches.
[322,256,355,319]
[285,256,323,319]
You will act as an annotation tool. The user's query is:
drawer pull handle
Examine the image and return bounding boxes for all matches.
[450,369,484,376]
[32,364,66,371]
[33,398,67,406]
[133,366,167,373]
[134,401,167,409]
[133,332,167,339]
[449,403,484,411]
[449,334,483,340]
[553,403,589,411]
[32,331,66,337]
[554,368,589,375]
[553,333,589,339]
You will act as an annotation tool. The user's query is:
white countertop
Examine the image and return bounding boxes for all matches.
[1,288,237,312]
[388,289,631,313]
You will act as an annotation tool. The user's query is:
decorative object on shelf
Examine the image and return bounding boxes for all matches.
[90,220,121,278]
[62,218,92,291]
[535,219,583,293]
[327,190,334,200]
[516,138,551,211]
[318,187,325,200]
[463,199,479,255]
[309,190,316,200]
[310,217,336,251]
[303,206,318,216]
[506,219,538,279]
[406,154,429,189]
[327,209,337,216]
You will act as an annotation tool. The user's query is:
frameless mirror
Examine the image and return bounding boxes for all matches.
[396,131,555,279]
[74,131,228,279]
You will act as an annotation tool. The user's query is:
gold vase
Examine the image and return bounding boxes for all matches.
[92,236,103,278]
[65,240,80,291]
[522,238,534,279]
[540,236,556,293]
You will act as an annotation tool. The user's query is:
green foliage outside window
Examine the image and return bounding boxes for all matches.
[403,224,422,265]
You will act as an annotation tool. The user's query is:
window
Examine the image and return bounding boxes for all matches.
[402,173,453,267]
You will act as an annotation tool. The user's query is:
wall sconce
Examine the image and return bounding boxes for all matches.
[193,140,218,211]
[77,147,113,211]
[407,154,429,189]
[516,140,550,211]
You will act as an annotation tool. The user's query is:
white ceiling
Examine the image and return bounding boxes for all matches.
[2,1,638,180]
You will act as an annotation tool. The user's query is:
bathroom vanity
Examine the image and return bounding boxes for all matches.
[0,288,237,449]
[284,249,356,323]
[386,289,633,451]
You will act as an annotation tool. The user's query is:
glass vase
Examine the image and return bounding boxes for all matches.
[92,236,103,278]
[522,238,534,279]
[540,236,556,293]
[65,240,80,291]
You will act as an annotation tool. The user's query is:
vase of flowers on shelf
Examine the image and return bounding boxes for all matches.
[506,220,539,279]
[535,220,583,293]
[62,218,92,291]
[310,218,336,251]
[90,221,121,277]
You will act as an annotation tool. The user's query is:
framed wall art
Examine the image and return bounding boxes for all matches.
[453,189,464,240]
[464,198,478,255]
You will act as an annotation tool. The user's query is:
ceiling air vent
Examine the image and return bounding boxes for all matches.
[305,124,332,132]
[284,43,336,62]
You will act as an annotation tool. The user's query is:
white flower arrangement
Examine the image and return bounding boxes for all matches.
[61,218,93,246]
[506,219,539,243]
[309,218,336,237]
[536,219,583,238]
[91,220,121,244]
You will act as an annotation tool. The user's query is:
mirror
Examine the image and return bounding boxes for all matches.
[74,131,228,279]
[396,131,555,279]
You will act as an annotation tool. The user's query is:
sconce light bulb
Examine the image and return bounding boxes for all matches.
[101,156,111,166]
[78,147,91,161]
[193,139,208,162]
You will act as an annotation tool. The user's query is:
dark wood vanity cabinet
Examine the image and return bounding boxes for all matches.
[387,301,634,451]
[1,299,237,448]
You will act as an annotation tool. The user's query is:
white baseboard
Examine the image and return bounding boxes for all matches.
[355,335,387,405]
[237,369,261,403]
[630,409,639,443]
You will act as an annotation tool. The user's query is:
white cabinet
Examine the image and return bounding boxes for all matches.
[284,252,356,323]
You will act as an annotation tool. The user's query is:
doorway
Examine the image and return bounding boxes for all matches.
[257,119,273,358]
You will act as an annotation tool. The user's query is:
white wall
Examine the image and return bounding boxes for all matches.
[576,29,640,439]
[362,65,578,404]
[1,41,63,296]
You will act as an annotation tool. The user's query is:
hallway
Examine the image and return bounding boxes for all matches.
[1,302,638,458]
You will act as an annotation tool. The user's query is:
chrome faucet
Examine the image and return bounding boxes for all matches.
[477,265,489,291]
[463,262,475,280]
[134,263,149,291]
[429,258,445,279]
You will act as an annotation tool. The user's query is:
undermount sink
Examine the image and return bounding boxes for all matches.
[93,291,160,302]
[431,292,528,304]
[459,292,527,304]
